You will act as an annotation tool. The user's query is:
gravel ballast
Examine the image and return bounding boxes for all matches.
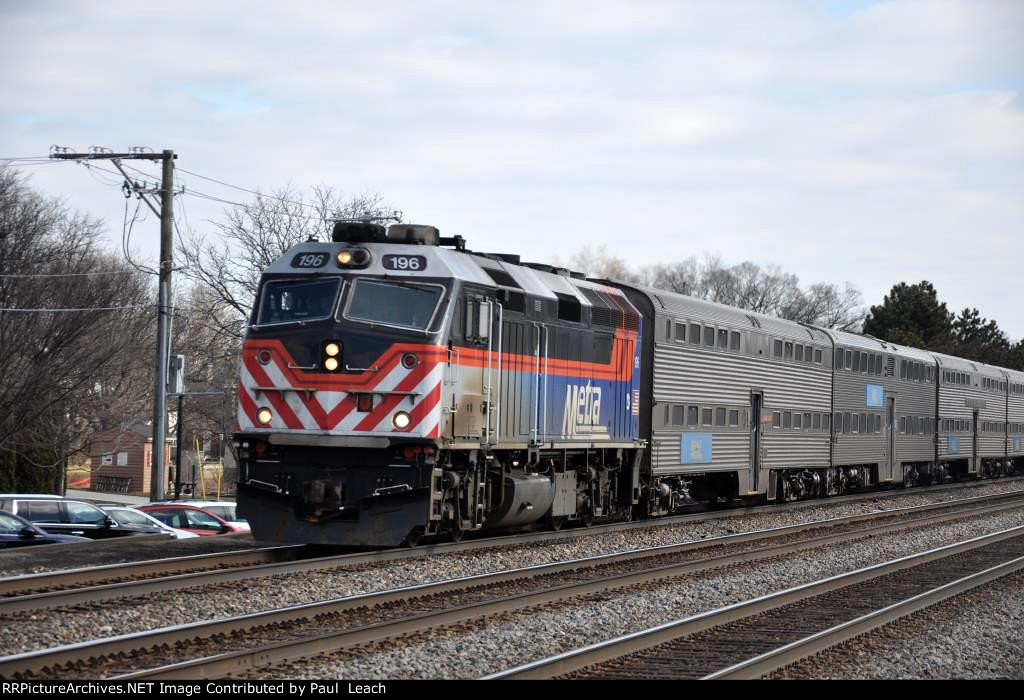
[248,510,1024,679]
[773,570,1024,680]
[2,479,1022,580]
[1,481,1022,665]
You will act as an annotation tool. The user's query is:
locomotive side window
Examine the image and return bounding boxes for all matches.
[257,278,340,326]
[345,279,443,331]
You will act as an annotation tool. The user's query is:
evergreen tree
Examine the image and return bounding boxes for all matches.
[862,281,954,352]
[952,308,1011,367]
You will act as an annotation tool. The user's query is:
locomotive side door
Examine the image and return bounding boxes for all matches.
[452,292,497,443]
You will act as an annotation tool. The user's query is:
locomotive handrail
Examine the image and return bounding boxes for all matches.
[252,385,318,400]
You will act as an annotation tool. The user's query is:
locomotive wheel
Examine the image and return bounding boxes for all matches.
[402,526,424,548]
[548,515,567,531]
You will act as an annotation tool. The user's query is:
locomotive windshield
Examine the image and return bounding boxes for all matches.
[256,278,340,326]
[343,279,443,331]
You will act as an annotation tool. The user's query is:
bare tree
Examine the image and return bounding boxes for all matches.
[0,167,154,491]
[177,187,392,342]
[557,246,864,331]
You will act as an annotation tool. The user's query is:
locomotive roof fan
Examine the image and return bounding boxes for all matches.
[387,224,440,246]
[388,224,467,251]
[331,221,387,244]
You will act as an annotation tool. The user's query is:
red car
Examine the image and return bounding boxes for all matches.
[138,504,247,536]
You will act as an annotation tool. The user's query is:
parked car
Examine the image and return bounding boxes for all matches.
[0,498,139,540]
[100,506,199,539]
[137,504,247,536]
[173,500,250,531]
[0,510,90,548]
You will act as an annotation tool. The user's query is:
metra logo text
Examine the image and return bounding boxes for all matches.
[561,383,609,440]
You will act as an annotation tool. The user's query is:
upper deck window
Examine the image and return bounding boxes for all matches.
[344,279,443,331]
[257,278,340,326]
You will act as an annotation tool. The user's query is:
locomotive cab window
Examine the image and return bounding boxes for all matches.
[257,278,341,326]
[344,279,443,331]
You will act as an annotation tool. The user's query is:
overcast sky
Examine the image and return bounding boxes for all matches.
[2,1,1022,337]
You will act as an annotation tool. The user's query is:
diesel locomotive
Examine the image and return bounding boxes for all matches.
[234,222,1024,545]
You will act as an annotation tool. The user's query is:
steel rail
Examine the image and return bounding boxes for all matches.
[0,546,305,597]
[2,475,1019,602]
[483,525,1024,679]
[4,488,1024,619]
[0,492,1016,679]
[4,488,1024,617]
[705,553,1024,679]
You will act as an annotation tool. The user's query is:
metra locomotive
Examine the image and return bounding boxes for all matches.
[235,223,1024,545]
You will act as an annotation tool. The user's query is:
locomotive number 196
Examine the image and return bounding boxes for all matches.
[290,253,328,268]
[382,255,427,271]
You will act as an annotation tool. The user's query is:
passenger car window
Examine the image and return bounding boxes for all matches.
[22,501,61,523]
[185,510,223,529]
[718,329,728,349]
[0,513,29,534]
[728,410,739,427]
[730,332,741,351]
[715,408,726,426]
[704,327,714,347]
[674,323,686,342]
[687,406,699,426]
[690,324,701,345]
[795,345,804,362]
[774,340,783,358]
[66,502,106,525]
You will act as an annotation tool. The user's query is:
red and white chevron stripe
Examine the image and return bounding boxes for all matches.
[237,340,444,438]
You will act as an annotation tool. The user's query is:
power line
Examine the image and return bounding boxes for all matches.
[0,270,137,278]
[0,305,152,313]
[174,165,326,212]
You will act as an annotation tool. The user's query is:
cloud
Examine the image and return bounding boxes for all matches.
[1,0,1021,336]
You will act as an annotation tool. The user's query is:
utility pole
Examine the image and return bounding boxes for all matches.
[152,150,174,501]
[50,147,177,501]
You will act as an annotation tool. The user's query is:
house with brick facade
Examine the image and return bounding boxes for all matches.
[87,423,172,494]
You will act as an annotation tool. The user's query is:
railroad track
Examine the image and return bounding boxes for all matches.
[486,526,1024,679]
[2,489,1022,680]
[3,476,1021,610]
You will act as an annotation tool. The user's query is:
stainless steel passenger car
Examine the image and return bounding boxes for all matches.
[933,352,1006,477]
[1006,368,1024,464]
[825,333,937,486]
[621,287,833,505]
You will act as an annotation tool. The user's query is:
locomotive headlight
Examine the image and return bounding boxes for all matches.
[256,407,273,425]
[337,250,353,265]
[324,356,339,371]
[392,411,412,430]
[324,342,340,357]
